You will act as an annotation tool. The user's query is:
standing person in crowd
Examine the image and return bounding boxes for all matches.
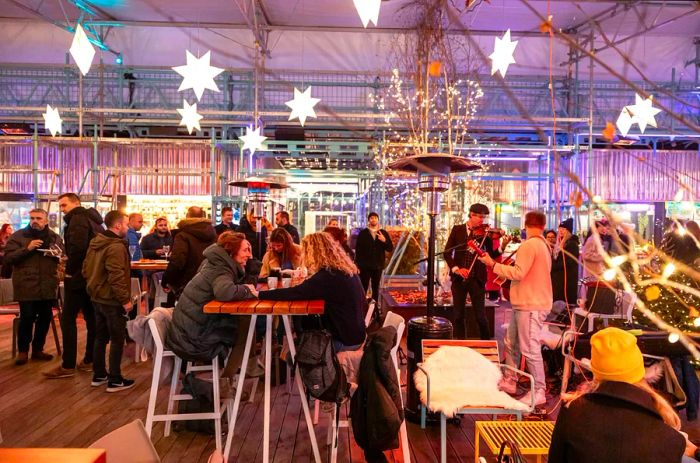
[355,212,394,302]
[551,218,580,306]
[485,229,505,301]
[4,209,64,365]
[259,232,366,352]
[275,210,300,244]
[140,217,173,259]
[480,210,552,406]
[83,211,135,392]
[545,229,557,247]
[548,328,691,463]
[126,213,144,261]
[0,223,14,278]
[237,208,268,261]
[327,219,339,228]
[161,206,216,302]
[323,225,354,259]
[581,219,612,280]
[259,228,302,278]
[444,204,507,340]
[215,206,238,235]
[45,193,104,379]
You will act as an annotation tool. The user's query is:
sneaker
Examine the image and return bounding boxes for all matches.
[44,365,76,379]
[31,351,54,361]
[106,378,135,392]
[15,352,29,366]
[77,360,93,372]
[91,375,109,387]
[498,378,518,395]
[519,389,547,407]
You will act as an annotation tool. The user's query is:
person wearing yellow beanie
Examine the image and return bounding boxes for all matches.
[548,327,693,463]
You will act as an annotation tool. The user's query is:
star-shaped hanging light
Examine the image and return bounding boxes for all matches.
[42,104,63,137]
[352,0,381,28]
[69,24,96,76]
[615,93,662,136]
[615,107,635,137]
[239,126,268,155]
[285,87,321,127]
[172,50,225,101]
[489,29,518,78]
[177,100,203,134]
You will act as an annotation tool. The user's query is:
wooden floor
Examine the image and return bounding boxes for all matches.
[1,306,699,462]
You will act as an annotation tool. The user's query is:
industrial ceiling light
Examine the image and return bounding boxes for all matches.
[352,0,381,28]
[42,104,63,137]
[239,126,268,155]
[172,50,224,101]
[285,87,321,127]
[69,24,96,76]
[177,100,203,134]
[489,29,518,78]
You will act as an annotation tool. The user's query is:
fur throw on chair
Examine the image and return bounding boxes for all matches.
[414,346,530,417]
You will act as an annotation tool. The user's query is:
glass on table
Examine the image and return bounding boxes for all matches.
[162,245,171,260]
[128,245,137,259]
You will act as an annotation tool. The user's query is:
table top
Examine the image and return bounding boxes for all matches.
[130,260,168,271]
[0,448,106,463]
[204,298,325,315]
[476,420,555,454]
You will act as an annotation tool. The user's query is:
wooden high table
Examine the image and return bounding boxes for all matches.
[204,297,324,463]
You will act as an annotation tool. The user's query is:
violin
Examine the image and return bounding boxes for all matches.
[470,224,506,238]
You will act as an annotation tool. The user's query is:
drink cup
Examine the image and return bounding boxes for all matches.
[281,278,291,288]
[267,277,278,290]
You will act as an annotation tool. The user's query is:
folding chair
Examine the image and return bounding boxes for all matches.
[574,290,636,332]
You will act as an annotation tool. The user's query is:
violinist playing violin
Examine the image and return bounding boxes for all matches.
[443,203,510,339]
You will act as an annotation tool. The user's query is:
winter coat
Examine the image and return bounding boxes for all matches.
[443,224,502,284]
[82,231,131,306]
[140,232,173,259]
[350,326,403,453]
[258,268,366,347]
[214,222,238,236]
[259,244,303,278]
[237,215,267,260]
[548,381,685,463]
[126,227,142,261]
[161,218,216,293]
[165,244,255,362]
[3,226,63,301]
[551,235,580,304]
[280,223,300,244]
[63,206,105,289]
[355,228,394,271]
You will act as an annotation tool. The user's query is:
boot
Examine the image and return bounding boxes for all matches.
[15,352,29,366]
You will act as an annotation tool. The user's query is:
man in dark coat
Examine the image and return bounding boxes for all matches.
[45,193,104,379]
[354,212,393,302]
[161,206,217,299]
[274,210,300,244]
[443,203,506,339]
[140,217,173,259]
[551,218,580,305]
[214,206,238,236]
[4,208,64,365]
[237,209,268,261]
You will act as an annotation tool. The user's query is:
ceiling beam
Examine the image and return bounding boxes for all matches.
[232,0,271,57]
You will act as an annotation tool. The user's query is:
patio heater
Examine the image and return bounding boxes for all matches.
[388,153,481,422]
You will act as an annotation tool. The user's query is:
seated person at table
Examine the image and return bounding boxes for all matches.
[323,225,354,260]
[166,232,258,370]
[549,327,694,463]
[258,232,366,352]
[259,228,302,278]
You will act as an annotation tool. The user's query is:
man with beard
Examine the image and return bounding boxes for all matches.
[355,212,393,302]
[140,217,173,310]
[4,209,64,366]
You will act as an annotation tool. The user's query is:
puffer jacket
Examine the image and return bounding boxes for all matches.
[165,244,255,362]
[350,326,403,453]
[63,206,104,289]
[161,218,216,293]
[82,231,131,306]
[3,226,64,301]
[238,215,267,260]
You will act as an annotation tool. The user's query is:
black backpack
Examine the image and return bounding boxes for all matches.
[294,328,349,404]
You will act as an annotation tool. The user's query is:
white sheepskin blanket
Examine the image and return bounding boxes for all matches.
[414,346,530,417]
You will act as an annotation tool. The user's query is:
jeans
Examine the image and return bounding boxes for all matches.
[451,278,490,340]
[17,300,53,353]
[359,267,382,302]
[93,302,128,381]
[504,310,547,392]
[61,285,96,369]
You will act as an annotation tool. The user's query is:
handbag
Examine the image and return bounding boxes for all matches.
[496,438,525,463]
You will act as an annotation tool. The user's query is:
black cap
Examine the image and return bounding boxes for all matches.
[559,218,574,233]
[469,203,489,215]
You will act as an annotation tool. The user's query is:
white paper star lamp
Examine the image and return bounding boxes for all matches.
[42,104,62,137]
[239,126,268,155]
[353,0,381,28]
[69,24,96,76]
[489,29,518,78]
[285,87,321,127]
[172,50,225,101]
[626,93,661,133]
[177,100,203,134]
[616,106,634,137]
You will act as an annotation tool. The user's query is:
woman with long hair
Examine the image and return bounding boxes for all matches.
[323,225,354,259]
[260,228,302,278]
[549,327,693,463]
[258,232,366,352]
[0,223,14,278]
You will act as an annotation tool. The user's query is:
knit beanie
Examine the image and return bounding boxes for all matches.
[559,218,574,234]
[590,327,645,384]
